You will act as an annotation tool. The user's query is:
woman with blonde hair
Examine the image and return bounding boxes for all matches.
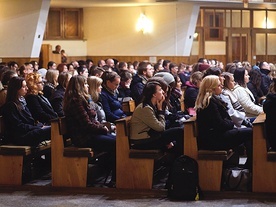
[43,69,59,100]
[87,76,107,123]
[195,75,253,169]
[25,72,57,125]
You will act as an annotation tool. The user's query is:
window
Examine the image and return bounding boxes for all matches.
[204,11,224,41]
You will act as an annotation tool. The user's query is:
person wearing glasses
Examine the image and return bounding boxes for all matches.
[2,76,50,146]
[25,73,57,125]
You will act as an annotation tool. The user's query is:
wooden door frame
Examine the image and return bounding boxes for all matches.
[226,28,251,64]
[252,28,276,62]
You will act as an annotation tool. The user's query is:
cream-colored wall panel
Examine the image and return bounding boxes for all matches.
[83,3,198,56]
[43,40,87,56]
[205,41,226,55]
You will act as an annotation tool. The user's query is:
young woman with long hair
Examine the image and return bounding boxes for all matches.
[63,75,116,186]
[2,76,50,146]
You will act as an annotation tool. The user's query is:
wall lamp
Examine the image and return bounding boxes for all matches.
[136,13,153,34]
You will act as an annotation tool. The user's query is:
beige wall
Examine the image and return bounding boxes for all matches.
[0,0,49,58]
[83,3,199,56]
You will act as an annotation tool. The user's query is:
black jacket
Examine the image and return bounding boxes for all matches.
[2,101,43,145]
[263,93,276,150]
[25,94,58,125]
[196,96,234,150]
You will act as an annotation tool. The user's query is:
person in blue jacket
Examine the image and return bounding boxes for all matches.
[100,71,126,122]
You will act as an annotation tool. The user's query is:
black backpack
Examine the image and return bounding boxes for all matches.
[167,155,201,200]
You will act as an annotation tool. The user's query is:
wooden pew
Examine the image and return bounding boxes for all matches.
[252,113,276,193]
[122,99,136,115]
[184,116,233,191]
[0,116,50,185]
[51,118,93,187]
[116,116,162,189]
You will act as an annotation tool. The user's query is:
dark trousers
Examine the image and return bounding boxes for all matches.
[19,126,51,147]
[87,133,116,181]
[131,127,184,157]
[220,128,253,169]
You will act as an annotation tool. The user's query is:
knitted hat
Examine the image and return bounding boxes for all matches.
[198,63,210,72]
[154,72,175,85]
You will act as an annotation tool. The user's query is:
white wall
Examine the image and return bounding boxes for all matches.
[83,3,199,56]
[0,0,50,58]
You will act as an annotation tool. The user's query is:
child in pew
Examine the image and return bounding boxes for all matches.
[195,75,253,170]
[130,80,183,158]
[63,75,116,187]
[263,71,276,151]
[2,76,51,146]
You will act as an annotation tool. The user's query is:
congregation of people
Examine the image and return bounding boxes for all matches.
[1,52,276,187]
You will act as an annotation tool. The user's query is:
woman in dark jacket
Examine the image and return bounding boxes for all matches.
[263,74,276,151]
[100,71,126,122]
[184,71,203,115]
[63,75,116,186]
[195,75,253,168]
[50,72,72,117]
[25,73,58,125]
[2,77,50,146]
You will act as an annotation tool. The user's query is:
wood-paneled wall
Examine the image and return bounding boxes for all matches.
[1,58,39,67]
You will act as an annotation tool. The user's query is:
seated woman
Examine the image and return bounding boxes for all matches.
[100,71,126,122]
[87,76,106,123]
[0,69,17,110]
[50,72,72,117]
[247,69,266,105]
[25,73,58,125]
[184,71,203,116]
[43,69,59,100]
[222,72,250,128]
[195,75,253,169]
[263,72,276,151]
[63,75,116,186]
[2,76,50,146]
[233,67,263,118]
[169,75,182,115]
[118,70,132,100]
[130,81,183,157]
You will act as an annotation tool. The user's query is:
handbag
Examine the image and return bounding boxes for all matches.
[222,167,252,192]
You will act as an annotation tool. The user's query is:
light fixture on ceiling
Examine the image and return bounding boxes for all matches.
[136,13,153,34]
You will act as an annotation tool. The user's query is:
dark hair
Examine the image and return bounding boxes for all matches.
[58,72,71,88]
[47,61,56,69]
[169,63,178,71]
[162,60,171,68]
[249,69,262,88]
[1,70,17,86]
[234,67,246,87]
[77,66,87,75]
[147,77,169,109]
[225,63,238,74]
[203,67,222,78]
[119,71,132,82]
[101,71,120,85]
[7,61,18,68]
[142,81,161,107]
[6,76,25,109]
[137,61,151,75]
